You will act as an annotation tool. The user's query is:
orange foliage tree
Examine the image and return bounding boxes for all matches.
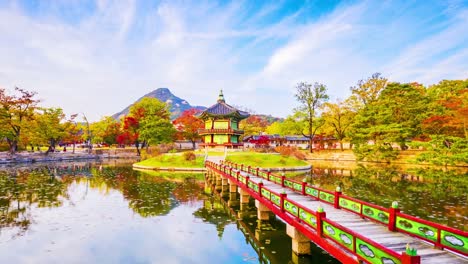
[173,109,204,149]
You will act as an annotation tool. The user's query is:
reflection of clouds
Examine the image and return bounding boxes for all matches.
[0,182,257,264]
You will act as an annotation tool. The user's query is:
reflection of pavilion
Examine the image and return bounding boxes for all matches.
[192,197,235,239]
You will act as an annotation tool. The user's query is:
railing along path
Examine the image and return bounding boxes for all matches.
[205,161,468,264]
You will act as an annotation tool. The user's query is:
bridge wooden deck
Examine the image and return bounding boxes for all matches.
[206,161,468,264]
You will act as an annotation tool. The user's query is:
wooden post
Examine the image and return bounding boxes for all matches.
[258,181,263,196]
[267,171,271,181]
[334,186,342,209]
[236,171,240,181]
[281,173,285,187]
[389,201,400,232]
[401,253,421,264]
[301,181,307,195]
[256,167,259,177]
[280,192,287,212]
[316,209,326,237]
[245,176,250,187]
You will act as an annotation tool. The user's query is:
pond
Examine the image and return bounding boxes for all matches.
[0,160,466,263]
[0,161,338,264]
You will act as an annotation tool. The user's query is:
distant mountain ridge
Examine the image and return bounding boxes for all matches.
[112,88,283,123]
[112,88,206,120]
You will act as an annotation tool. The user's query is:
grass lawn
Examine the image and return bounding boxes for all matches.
[135,154,205,168]
[226,152,308,168]
[194,150,225,156]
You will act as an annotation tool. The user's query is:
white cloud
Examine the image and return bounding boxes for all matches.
[0,1,466,121]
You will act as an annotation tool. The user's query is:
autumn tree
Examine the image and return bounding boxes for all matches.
[295,82,329,152]
[350,73,387,107]
[423,80,468,138]
[0,87,39,154]
[240,115,269,136]
[173,109,204,149]
[90,116,120,145]
[322,100,356,151]
[117,116,139,151]
[63,114,83,154]
[34,107,67,154]
[124,98,175,155]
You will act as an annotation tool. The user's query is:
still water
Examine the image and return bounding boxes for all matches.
[0,160,466,263]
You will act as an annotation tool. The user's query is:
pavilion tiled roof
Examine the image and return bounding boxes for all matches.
[196,90,250,120]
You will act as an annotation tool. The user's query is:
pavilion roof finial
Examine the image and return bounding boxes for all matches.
[217,89,225,103]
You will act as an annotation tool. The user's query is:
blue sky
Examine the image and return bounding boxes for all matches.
[0,0,467,121]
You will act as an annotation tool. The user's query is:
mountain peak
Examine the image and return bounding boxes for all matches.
[112,88,205,120]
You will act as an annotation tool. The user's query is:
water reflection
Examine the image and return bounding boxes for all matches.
[203,176,340,264]
[290,162,468,231]
[1,162,339,264]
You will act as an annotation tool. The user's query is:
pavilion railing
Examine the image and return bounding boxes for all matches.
[198,128,244,135]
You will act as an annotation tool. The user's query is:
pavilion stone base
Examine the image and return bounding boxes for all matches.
[200,145,245,151]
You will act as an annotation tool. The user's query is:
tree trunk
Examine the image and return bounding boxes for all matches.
[135,140,140,156]
[309,137,313,153]
[340,141,344,151]
[72,142,76,154]
[7,139,18,155]
[192,140,196,150]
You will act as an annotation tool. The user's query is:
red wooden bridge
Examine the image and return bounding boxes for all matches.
[205,161,468,264]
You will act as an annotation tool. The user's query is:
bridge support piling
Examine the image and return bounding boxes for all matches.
[228,179,237,193]
[227,192,238,207]
[221,177,229,192]
[286,224,311,256]
[255,200,270,220]
[238,188,250,204]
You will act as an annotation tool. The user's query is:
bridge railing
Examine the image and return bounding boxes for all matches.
[207,161,411,264]
[221,161,468,257]
[395,212,468,256]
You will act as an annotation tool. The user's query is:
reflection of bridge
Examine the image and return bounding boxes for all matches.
[206,161,468,264]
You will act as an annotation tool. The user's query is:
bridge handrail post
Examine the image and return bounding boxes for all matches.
[240,164,244,171]
[256,167,259,177]
[229,168,233,176]
[389,201,400,232]
[301,180,307,195]
[267,169,271,181]
[248,166,251,174]
[245,176,250,187]
[258,181,263,196]
[280,191,287,212]
[236,171,240,181]
[401,252,421,264]
[334,186,342,209]
[281,173,285,187]
[316,207,326,237]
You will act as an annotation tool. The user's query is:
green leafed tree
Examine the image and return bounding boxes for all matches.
[411,135,468,167]
[295,82,329,152]
[128,97,176,155]
[349,79,429,161]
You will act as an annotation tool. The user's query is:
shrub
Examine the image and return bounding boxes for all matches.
[274,146,306,160]
[293,151,306,160]
[182,151,196,161]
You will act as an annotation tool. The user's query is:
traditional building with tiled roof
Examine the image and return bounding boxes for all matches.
[196,90,249,149]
